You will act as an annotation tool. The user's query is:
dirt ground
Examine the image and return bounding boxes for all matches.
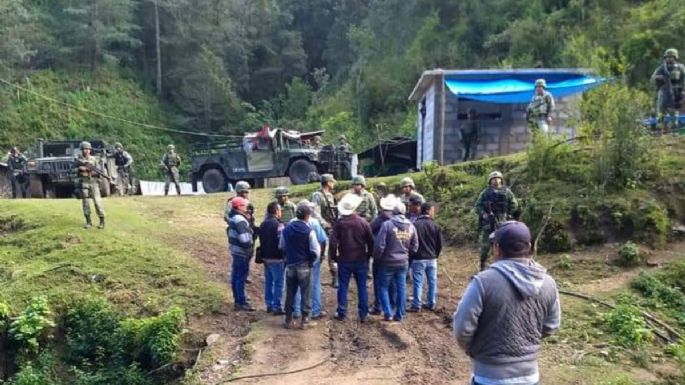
[143,192,684,385]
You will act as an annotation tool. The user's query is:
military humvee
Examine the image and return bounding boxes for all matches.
[190,128,353,193]
[25,139,119,198]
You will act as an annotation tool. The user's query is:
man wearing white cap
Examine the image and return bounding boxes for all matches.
[329,193,375,322]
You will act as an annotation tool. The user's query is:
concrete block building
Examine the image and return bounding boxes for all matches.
[408,69,604,167]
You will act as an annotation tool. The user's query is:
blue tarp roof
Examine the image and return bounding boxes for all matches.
[444,70,606,104]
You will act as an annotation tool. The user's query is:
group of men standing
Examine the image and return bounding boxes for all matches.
[224,174,445,328]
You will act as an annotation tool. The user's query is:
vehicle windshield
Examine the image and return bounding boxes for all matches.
[43,143,74,157]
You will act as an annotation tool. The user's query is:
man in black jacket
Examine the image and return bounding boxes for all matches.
[407,202,442,312]
[260,202,285,315]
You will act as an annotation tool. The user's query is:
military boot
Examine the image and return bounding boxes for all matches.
[83,216,92,229]
[164,187,169,196]
[97,217,105,230]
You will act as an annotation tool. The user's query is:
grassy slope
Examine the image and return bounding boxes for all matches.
[0,197,225,315]
[0,69,182,179]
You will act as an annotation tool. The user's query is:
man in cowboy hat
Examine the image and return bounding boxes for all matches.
[329,193,374,322]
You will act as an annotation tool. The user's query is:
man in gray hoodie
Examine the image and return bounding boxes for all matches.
[453,221,560,385]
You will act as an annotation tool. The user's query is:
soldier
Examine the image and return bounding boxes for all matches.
[274,186,296,223]
[526,79,555,134]
[225,181,256,228]
[160,144,181,196]
[312,173,339,287]
[475,171,519,271]
[311,135,323,149]
[113,143,133,195]
[651,48,685,133]
[399,177,424,209]
[337,135,352,153]
[461,108,480,161]
[73,141,106,229]
[7,147,28,198]
[372,182,388,209]
[351,175,378,222]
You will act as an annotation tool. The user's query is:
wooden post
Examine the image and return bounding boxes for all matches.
[439,70,446,165]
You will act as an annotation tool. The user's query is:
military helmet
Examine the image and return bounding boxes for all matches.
[400,177,415,189]
[235,181,251,193]
[80,141,92,150]
[339,134,347,141]
[114,142,123,149]
[664,48,679,59]
[320,173,336,184]
[352,175,366,186]
[275,186,289,197]
[534,78,547,88]
[375,181,387,188]
[488,171,504,183]
[10,146,18,154]
[167,144,175,151]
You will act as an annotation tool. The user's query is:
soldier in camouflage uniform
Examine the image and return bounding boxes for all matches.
[312,173,339,287]
[399,177,425,210]
[225,181,256,229]
[526,79,555,134]
[651,48,685,133]
[351,176,378,222]
[337,135,352,153]
[474,171,519,271]
[274,186,296,224]
[372,182,388,209]
[113,142,133,195]
[160,144,182,196]
[7,147,29,198]
[73,141,106,229]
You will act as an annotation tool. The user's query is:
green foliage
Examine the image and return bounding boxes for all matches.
[9,297,55,354]
[64,298,120,364]
[666,340,685,376]
[631,265,685,325]
[580,84,656,192]
[596,375,638,385]
[616,241,642,267]
[117,307,185,370]
[600,301,653,348]
[71,364,151,385]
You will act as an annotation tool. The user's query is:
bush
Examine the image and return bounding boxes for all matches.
[600,301,653,348]
[9,297,55,354]
[666,340,685,377]
[117,307,185,370]
[64,298,120,364]
[616,241,642,266]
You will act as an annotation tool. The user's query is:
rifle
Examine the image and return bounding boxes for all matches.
[484,201,498,234]
[82,162,111,181]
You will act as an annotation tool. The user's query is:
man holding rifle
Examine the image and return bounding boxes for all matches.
[651,48,685,133]
[73,141,106,229]
[312,173,339,287]
[160,144,182,196]
[474,171,518,271]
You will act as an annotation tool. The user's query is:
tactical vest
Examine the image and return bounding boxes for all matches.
[114,152,128,166]
[668,64,685,90]
[483,187,510,220]
[8,155,26,171]
[313,190,337,222]
[164,153,180,167]
[75,155,99,180]
[528,92,552,117]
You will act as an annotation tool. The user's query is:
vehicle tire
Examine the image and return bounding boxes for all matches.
[99,179,111,197]
[288,159,316,185]
[29,175,44,198]
[202,168,227,193]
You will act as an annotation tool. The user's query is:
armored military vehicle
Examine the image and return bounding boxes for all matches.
[190,127,353,193]
[25,139,119,198]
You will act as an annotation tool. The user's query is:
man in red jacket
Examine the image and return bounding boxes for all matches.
[329,193,374,322]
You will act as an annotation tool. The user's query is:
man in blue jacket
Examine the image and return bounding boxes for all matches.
[373,197,418,322]
[227,197,255,311]
[453,221,561,385]
[280,203,321,329]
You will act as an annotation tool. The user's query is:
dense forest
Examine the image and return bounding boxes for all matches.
[0,0,682,158]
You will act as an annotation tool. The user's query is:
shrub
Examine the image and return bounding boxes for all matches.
[64,298,120,364]
[9,297,56,353]
[117,307,185,370]
[616,241,642,266]
[600,302,653,348]
[666,340,685,377]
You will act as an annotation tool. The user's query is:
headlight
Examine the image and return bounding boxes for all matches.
[27,161,37,170]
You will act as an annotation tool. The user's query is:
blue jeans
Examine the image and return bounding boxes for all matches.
[264,261,285,311]
[293,258,322,316]
[230,254,251,305]
[285,264,312,319]
[472,381,538,385]
[380,264,407,320]
[372,260,395,311]
[336,261,369,319]
[411,259,437,309]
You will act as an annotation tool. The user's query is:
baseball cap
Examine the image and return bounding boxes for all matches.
[493,221,532,258]
[231,197,249,210]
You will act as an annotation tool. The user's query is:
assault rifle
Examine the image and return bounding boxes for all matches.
[484,201,499,233]
[81,162,111,181]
